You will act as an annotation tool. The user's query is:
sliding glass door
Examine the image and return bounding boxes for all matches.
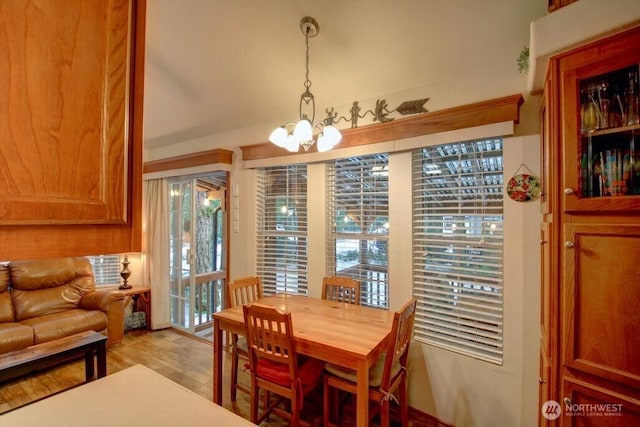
[168,175,227,336]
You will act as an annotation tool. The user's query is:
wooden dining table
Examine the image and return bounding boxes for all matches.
[212,293,395,427]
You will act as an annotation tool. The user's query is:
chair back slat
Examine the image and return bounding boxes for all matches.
[380,298,417,389]
[322,276,361,305]
[243,304,297,379]
[229,276,263,308]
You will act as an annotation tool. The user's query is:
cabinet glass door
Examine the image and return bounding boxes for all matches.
[560,28,640,212]
[579,66,640,199]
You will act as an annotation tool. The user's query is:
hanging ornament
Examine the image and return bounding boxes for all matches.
[506,164,541,202]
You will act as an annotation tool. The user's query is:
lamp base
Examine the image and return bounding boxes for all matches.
[119,284,132,290]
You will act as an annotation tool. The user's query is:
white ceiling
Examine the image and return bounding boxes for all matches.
[143,0,547,150]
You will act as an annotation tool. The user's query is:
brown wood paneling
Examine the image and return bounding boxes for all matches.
[0,0,132,225]
[241,94,523,161]
[0,0,146,260]
[143,149,233,174]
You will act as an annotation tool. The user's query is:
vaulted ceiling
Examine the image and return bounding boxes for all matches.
[143,1,546,150]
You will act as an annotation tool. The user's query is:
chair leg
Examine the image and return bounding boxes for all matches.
[380,398,390,427]
[250,384,259,424]
[400,377,409,427]
[323,376,343,427]
[323,376,330,427]
[291,390,300,427]
[230,347,239,401]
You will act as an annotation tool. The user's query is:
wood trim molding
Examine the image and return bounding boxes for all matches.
[240,94,523,161]
[143,148,233,174]
[408,406,454,427]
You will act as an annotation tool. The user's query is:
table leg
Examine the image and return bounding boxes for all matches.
[356,359,370,427]
[84,350,95,381]
[96,341,107,378]
[213,317,223,404]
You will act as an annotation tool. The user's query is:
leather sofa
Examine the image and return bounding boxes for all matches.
[0,257,125,355]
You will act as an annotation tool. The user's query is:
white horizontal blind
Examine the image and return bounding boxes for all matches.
[256,165,308,295]
[412,138,504,364]
[88,255,121,286]
[326,154,389,308]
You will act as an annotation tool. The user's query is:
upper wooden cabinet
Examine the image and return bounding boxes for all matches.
[0,0,145,259]
[557,27,640,214]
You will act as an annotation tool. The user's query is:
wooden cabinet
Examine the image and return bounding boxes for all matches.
[0,0,145,259]
[541,26,640,426]
[561,377,640,426]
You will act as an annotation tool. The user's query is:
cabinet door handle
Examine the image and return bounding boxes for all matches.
[563,187,574,195]
[565,241,575,248]
[563,397,572,406]
[539,377,546,384]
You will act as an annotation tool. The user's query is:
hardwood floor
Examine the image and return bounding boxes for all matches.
[0,329,305,426]
[0,329,437,426]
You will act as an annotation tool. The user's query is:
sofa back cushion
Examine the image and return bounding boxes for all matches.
[0,264,15,322]
[9,257,96,321]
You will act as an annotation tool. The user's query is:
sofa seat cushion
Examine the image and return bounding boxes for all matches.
[20,309,107,344]
[0,322,34,353]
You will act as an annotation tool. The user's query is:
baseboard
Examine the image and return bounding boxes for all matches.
[408,406,454,427]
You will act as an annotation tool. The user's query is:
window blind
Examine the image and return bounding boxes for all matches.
[88,255,121,286]
[412,138,504,364]
[326,154,389,308]
[256,165,308,295]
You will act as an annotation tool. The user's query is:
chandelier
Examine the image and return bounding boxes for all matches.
[269,17,342,153]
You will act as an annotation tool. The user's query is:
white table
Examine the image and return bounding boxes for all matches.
[2,364,254,427]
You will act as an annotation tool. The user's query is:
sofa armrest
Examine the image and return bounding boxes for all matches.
[80,289,126,346]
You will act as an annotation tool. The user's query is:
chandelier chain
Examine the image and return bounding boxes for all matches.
[304,27,311,91]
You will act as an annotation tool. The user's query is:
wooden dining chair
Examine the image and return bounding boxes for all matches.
[322,298,417,427]
[321,276,361,305]
[227,276,263,401]
[243,303,325,426]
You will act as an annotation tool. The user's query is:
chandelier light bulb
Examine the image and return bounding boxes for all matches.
[285,134,300,153]
[293,119,312,142]
[269,127,288,147]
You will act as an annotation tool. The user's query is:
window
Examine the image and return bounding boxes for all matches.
[412,138,504,364]
[87,255,121,286]
[327,154,389,308]
[256,165,308,295]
